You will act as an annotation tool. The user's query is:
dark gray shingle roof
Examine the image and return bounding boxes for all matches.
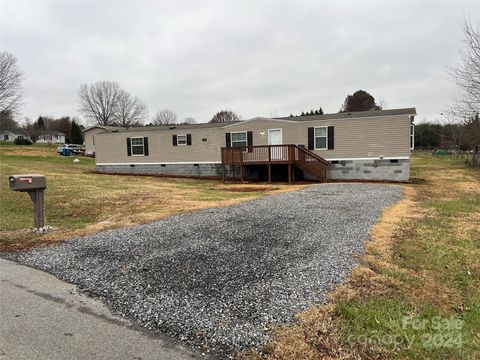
[276,107,417,121]
[110,121,240,133]
[102,108,416,133]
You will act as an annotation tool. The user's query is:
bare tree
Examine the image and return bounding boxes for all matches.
[209,110,240,123]
[78,81,121,125]
[183,117,196,124]
[115,89,148,126]
[0,52,23,115]
[449,20,480,117]
[0,109,18,130]
[152,109,178,125]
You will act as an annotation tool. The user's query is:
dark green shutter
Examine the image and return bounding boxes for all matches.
[186,134,192,146]
[172,135,177,146]
[327,126,334,150]
[307,128,314,150]
[143,137,149,156]
[247,131,253,153]
[225,133,231,147]
[127,138,131,156]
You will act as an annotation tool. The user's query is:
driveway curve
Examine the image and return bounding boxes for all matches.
[6,183,402,356]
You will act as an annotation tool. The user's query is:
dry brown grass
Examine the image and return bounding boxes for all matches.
[1,144,308,251]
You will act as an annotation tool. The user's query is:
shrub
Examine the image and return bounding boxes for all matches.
[14,138,33,145]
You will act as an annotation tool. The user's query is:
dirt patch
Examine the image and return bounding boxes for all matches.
[222,187,280,193]
[1,148,58,157]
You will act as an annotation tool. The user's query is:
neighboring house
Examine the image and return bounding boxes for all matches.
[94,108,416,182]
[29,130,66,144]
[83,126,122,154]
[0,128,31,142]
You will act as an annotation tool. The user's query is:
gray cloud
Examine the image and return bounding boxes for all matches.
[1,1,479,124]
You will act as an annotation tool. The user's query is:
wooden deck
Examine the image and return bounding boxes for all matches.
[221,144,330,182]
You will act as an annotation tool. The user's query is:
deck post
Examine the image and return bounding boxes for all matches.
[288,164,292,183]
[268,164,271,183]
[222,164,225,182]
[240,165,244,182]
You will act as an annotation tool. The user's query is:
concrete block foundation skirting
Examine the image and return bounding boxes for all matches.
[329,159,410,181]
[96,158,410,182]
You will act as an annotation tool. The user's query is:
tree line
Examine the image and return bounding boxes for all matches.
[78,80,243,125]
[415,114,479,151]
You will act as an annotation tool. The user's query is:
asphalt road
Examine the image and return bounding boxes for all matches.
[0,258,204,360]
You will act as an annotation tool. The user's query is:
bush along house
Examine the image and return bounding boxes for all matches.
[94,107,416,182]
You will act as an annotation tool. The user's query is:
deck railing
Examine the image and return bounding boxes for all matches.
[221,144,330,182]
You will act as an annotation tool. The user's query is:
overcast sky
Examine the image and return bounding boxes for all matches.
[1,1,479,125]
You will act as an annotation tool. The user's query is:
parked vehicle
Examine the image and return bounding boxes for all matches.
[57,144,83,155]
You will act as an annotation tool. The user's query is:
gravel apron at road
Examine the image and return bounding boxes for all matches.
[5,183,403,356]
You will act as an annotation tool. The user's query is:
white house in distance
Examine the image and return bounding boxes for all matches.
[0,128,31,142]
[29,129,66,144]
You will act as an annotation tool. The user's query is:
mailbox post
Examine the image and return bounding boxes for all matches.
[9,174,47,229]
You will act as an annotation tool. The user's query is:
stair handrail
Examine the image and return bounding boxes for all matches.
[295,145,330,165]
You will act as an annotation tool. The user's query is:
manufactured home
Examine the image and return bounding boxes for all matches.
[83,125,121,155]
[95,108,416,182]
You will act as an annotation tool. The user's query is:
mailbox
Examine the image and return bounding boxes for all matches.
[9,174,47,229]
[9,174,46,191]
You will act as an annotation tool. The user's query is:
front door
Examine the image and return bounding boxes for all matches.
[268,129,283,160]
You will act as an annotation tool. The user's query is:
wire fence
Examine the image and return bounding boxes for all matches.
[414,150,480,168]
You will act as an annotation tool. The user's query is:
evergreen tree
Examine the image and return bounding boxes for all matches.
[36,116,46,129]
[70,121,83,144]
[318,107,324,115]
[301,111,305,116]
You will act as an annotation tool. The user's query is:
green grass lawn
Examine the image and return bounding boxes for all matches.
[0,143,303,250]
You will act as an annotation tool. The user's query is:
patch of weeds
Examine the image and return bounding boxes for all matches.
[336,298,477,359]
[423,197,480,217]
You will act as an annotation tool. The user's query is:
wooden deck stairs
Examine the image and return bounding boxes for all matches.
[221,144,330,182]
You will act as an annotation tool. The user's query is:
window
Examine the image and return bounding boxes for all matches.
[131,137,145,156]
[177,134,187,146]
[231,131,247,147]
[410,124,414,150]
[314,126,327,150]
[3,134,8,140]
[18,135,24,139]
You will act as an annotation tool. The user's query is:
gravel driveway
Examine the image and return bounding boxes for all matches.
[5,184,402,356]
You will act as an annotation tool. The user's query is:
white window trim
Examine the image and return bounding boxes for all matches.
[176,134,187,146]
[230,131,248,147]
[267,128,283,145]
[131,136,145,156]
[410,124,415,150]
[314,126,328,150]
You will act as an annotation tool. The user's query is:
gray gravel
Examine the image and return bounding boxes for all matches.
[4,184,402,356]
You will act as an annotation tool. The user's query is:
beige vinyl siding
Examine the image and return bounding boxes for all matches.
[84,128,110,153]
[95,114,412,164]
[224,115,411,159]
[95,128,226,164]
